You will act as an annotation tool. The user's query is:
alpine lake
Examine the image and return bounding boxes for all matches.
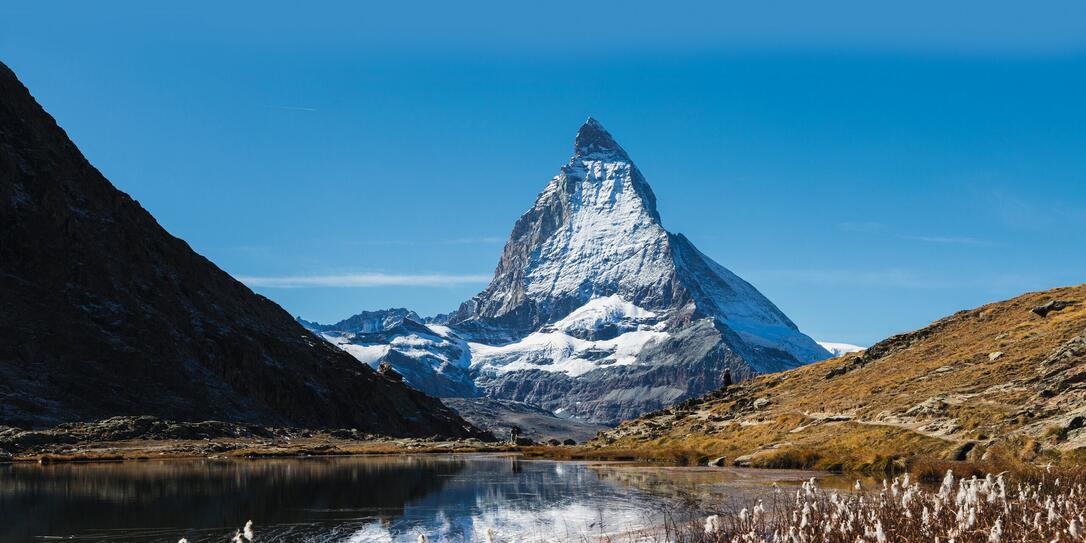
[0,454,860,542]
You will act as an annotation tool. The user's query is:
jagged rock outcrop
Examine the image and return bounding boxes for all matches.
[0,62,486,439]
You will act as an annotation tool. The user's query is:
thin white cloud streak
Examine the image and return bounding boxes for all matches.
[264,105,318,112]
[898,235,997,246]
[236,272,492,288]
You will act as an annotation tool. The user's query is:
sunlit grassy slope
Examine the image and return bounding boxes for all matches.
[588,284,1086,471]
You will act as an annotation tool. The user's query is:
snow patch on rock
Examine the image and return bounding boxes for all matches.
[548,295,659,335]
[321,333,390,367]
[470,297,668,378]
[522,159,675,309]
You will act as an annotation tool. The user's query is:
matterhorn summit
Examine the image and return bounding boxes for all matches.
[304,118,830,424]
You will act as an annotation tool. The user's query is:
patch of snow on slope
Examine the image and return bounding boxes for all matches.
[817,341,865,357]
[550,295,658,334]
[320,326,473,370]
[388,328,472,369]
[427,324,455,338]
[470,327,668,378]
[522,158,675,306]
[321,333,391,367]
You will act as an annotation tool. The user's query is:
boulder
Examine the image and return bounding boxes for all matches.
[1033,300,1077,318]
[378,362,404,382]
[732,454,754,467]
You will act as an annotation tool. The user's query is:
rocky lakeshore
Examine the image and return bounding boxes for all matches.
[0,416,507,463]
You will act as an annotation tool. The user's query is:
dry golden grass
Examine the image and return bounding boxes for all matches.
[588,284,1086,474]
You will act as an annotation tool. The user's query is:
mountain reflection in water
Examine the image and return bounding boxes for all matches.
[0,455,819,542]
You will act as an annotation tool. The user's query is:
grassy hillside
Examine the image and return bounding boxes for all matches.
[587,284,1086,472]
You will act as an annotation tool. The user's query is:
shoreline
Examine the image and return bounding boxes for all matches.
[2,416,1067,481]
[0,436,517,464]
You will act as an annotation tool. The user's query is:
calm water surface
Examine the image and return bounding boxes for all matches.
[0,454,841,542]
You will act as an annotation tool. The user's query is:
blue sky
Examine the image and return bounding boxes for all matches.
[2,1,1084,345]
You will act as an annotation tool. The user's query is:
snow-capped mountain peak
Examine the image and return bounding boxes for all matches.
[451,118,826,365]
[314,118,830,423]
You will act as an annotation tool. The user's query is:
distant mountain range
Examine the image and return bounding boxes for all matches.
[302,119,833,424]
[0,62,484,439]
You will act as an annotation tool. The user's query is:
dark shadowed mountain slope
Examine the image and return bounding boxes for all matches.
[0,62,485,438]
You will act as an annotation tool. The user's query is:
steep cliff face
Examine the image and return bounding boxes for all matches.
[449,119,677,339]
[449,118,826,366]
[0,62,485,439]
[312,119,827,424]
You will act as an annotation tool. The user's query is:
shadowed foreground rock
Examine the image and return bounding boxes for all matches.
[0,62,488,439]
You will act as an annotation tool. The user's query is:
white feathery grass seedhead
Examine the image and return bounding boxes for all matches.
[940,469,956,499]
[705,514,722,534]
[989,518,1003,543]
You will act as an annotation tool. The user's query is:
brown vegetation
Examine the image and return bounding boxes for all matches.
[588,285,1086,473]
[650,468,1086,543]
